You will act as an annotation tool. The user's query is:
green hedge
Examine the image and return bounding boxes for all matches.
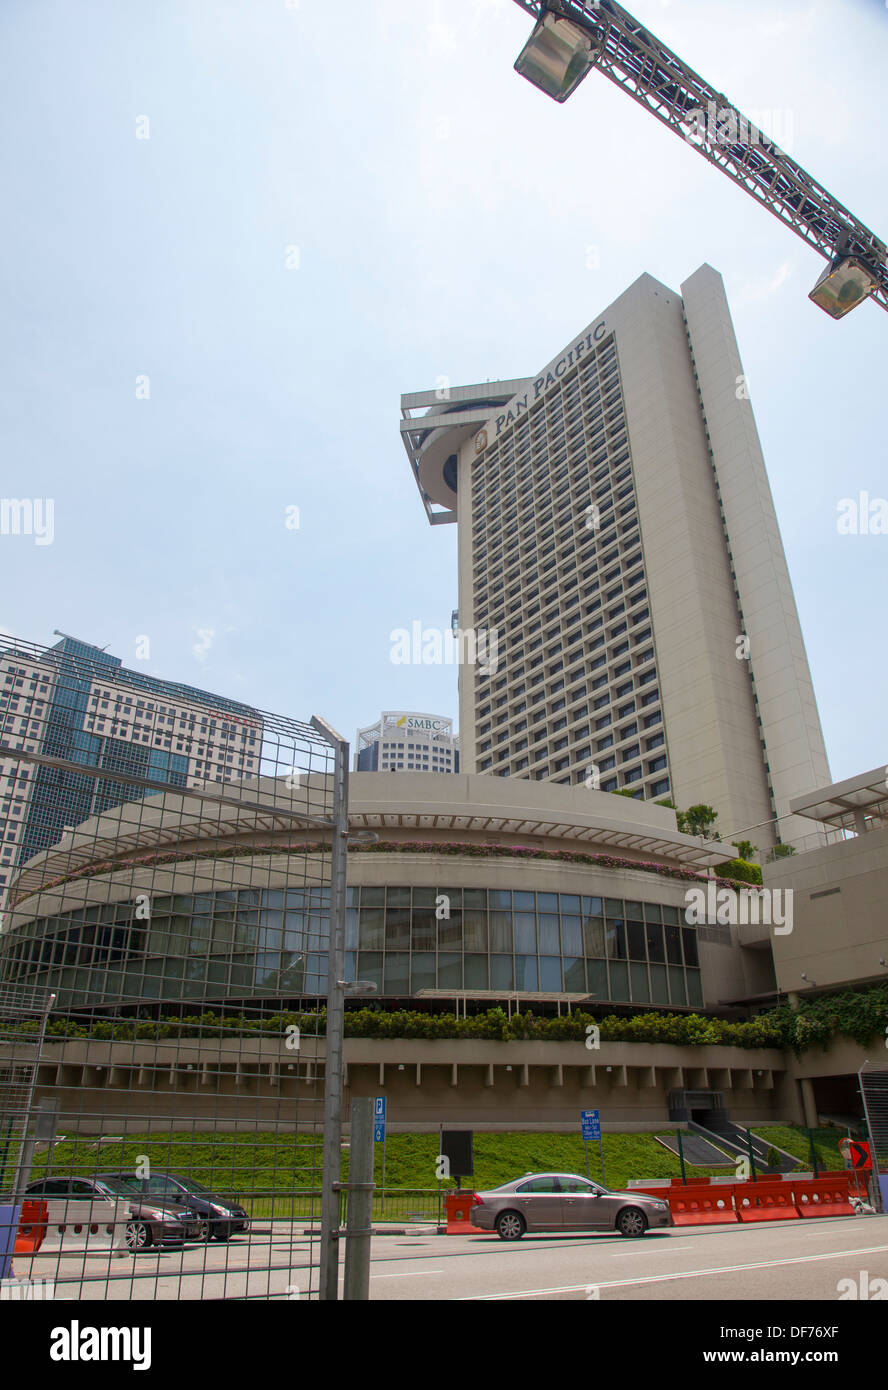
[765,985,888,1053]
[31,1005,779,1049]
[18,986,888,1054]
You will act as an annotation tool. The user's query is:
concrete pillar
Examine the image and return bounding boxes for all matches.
[799,1076,818,1128]
[450,1063,458,1087]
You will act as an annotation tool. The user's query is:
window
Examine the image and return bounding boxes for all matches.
[518,1176,560,1194]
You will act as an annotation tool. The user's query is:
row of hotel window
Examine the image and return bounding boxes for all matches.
[2,891,698,972]
[471,461,634,576]
[471,445,634,556]
[472,414,627,517]
[471,348,622,496]
[1,952,701,1009]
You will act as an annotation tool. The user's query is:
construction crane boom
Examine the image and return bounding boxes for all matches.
[512,0,887,312]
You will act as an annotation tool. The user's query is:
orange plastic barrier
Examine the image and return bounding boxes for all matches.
[669,1187,738,1226]
[14,1200,48,1254]
[445,1192,484,1234]
[735,1182,799,1222]
[793,1179,855,1218]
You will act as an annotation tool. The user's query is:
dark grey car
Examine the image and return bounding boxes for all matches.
[101,1172,250,1242]
[469,1172,673,1240]
[25,1176,202,1250]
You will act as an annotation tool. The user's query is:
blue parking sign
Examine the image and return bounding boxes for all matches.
[374,1095,386,1142]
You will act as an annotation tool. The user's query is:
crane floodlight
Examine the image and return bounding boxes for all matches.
[511,0,887,318]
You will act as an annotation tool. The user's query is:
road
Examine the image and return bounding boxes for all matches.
[9,1214,887,1301]
[361,1216,888,1301]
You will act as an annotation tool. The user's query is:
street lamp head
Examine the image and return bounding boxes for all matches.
[514,6,600,103]
[808,251,882,319]
[341,980,378,996]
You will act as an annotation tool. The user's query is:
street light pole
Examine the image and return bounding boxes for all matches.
[311,715,350,1301]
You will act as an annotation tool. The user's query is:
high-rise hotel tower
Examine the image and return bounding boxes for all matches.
[400,265,830,851]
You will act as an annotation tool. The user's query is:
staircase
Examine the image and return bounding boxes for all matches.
[689,1111,797,1174]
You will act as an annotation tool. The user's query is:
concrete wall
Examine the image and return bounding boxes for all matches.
[681,265,831,846]
[24,1035,797,1134]
[765,823,888,994]
[615,272,775,846]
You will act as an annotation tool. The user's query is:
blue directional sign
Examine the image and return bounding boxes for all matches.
[581,1109,600,1141]
[373,1095,387,1142]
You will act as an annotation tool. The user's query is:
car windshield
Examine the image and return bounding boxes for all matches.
[171,1177,213,1196]
[139,1175,212,1196]
[95,1178,140,1197]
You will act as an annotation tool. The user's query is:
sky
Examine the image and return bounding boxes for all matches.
[0,0,885,783]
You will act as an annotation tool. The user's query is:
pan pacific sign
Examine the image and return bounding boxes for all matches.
[492,320,608,439]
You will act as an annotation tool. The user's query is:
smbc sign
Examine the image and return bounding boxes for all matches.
[388,716,449,733]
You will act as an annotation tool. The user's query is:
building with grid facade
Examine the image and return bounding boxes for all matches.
[355,712,460,774]
[0,635,262,894]
[401,265,831,854]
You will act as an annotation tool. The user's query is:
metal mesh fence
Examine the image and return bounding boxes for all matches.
[0,635,340,1300]
[860,1066,888,1213]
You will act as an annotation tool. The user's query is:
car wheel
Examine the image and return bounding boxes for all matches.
[196,1220,211,1242]
[210,1224,231,1242]
[616,1207,647,1239]
[496,1211,525,1241]
[125,1221,152,1251]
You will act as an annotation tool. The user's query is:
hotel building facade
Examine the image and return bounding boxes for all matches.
[401,265,831,855]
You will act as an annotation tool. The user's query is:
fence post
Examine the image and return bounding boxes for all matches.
[746,1128,758,1182]
[312,716,350,1302]
[808,1126,819,1178]
[676,1128,687,1185]
[343,1098,374,1301]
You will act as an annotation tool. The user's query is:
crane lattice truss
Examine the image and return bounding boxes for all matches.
[513,0,888,312]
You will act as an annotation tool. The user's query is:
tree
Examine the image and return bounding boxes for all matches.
[767,843,797,862]
[733,840,758,861]
[677,804,719,839]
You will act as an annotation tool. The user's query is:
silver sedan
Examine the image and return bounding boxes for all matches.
[468,1172,673,1240]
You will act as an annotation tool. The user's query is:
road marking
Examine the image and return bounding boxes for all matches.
[369,1270,443,1279]
[461,1243,888,1299]
[610,1240,699,1256]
